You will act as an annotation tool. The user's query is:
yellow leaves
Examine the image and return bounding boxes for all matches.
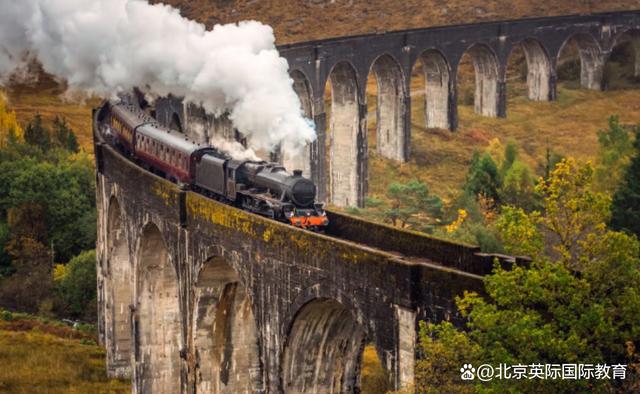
[534,158,613,267]
[0,91,24,147]
[496,206,543,258]
[485,137,505,167]
[445,209,467,233]
[53,264,68,282]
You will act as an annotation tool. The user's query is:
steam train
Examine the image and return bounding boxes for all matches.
[95,99,328,230]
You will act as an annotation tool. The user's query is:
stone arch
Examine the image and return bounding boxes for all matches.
[458,44,500,117]
[282,70,313,177]
[192,256,262,393]
[105,196,133,378]
[368,54,407,162]
[510,38,552,101]
[136,223,181,394]
[282,298,366,393]
[419,49,451,129]
[604,29,640,90]
[325,61,361,207]
[170,112,183,133]
[557,33,604,90]
[612,29,640,78]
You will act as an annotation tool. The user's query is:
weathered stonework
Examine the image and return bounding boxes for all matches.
[157,10,640,208]
[95,139,515,392]
[98,11,640,392]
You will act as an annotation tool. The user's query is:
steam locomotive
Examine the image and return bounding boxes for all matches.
[95,99,328,230]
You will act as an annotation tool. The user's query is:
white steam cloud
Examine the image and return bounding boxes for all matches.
[210,136,261,161]
[0,0,315,153]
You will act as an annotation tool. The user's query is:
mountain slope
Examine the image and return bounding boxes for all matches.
[152,0,640,44]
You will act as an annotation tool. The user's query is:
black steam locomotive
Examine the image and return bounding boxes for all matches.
[95,99,328,230]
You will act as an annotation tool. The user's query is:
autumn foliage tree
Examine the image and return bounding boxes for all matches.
[0,93,23,147]
[0,105,95,317]
[416,159,640,393]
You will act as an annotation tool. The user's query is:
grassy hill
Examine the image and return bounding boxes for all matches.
[367,82,640,202]
[3,65,99,154]
[152,0,640,44]
[0,311,129,393]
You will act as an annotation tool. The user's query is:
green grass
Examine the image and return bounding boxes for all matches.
[0,316,129,394]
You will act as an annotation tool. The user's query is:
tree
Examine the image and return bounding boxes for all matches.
[0,235,53,314]
[537,146,564,181]
[0,154,96,262]
[495,142,537,211]
[464,151,501,204]
[416,158,640,393]
[530,159,611,268]
[594,115,634,194]
[358,181,443,232]
[0,221,12,278]
[500,140,518,176]
[384,180,443,229]
[0,93,23,148]
[24,114,51,151]
[52,116,79,153]
[54,250,97,321]
[500,161,536,211]
[611,129,640,237]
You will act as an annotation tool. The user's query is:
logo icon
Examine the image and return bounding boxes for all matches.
[460,364,476,380]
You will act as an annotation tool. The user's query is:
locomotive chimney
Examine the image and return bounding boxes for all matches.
[293,169,303,177]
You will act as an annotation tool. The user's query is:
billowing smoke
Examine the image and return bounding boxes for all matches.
[0,0,315,154]
[210,136,261,161]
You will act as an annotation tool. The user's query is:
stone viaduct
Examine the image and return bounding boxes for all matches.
[156,10,640,208]
[95,131,526,392]
[97,11,639,393]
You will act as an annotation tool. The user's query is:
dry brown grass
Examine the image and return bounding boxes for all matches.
[360,344,390,394]
[3,69,99,154]
[0,320,129,394]
[153,0,640,45]
[365,83,640,203]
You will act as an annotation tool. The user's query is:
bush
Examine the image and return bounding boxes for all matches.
[0,309,13,321]
[55,250,97,322]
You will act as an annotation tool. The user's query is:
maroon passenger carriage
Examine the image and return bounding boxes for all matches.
[105,100,212,184]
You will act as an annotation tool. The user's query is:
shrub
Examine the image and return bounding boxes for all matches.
[55,250,97,321]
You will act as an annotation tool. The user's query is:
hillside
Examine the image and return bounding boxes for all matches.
[367,82,640,201]
[153,0,640,44]
[0,311,129,393]
[3,65,99,154]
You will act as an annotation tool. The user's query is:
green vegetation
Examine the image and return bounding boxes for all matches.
[415,159,640,393]
[1,20,639,393]
[54,250,97,321]
[595,116,635,194]
[350,180,443,233]
[0,310,129,393]
[0,93,96,320]
[611,128,640,238]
